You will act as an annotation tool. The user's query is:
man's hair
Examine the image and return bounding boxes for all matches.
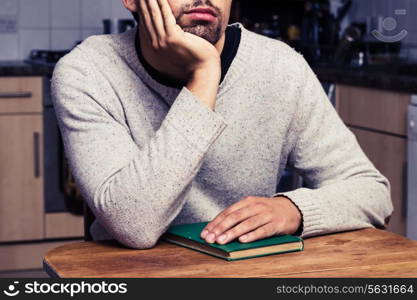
[132,12,139,23]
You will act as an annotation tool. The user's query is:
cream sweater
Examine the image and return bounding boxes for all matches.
[51,23,393,249]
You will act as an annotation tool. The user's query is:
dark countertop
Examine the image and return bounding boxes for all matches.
[313,64,417,95]
[0,61,54,77]
[1,60,416,95]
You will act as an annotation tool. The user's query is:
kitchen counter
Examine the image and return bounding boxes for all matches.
[0,61,54,77]
[1,60,416,94]
[313,64,417,95]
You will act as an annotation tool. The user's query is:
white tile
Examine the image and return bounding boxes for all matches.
[0,33,19,60]
[19,29,50,59]
[51,28,80,50]
[51,0,80,28]
[0,0,18,15]
[81,27,103,40]
[19,0,50,28]
[81,0,111,28]
[111,0,132,20]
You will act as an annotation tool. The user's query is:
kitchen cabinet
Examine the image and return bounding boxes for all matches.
[0,77,44,242]
[0,76,84,244]
[45,212,84,239]
[336,84,409,236]
[0,115,44,241]
[0,76,84,270]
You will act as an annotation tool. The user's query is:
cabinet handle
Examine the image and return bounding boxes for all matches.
[33,132,41,178]
[0,92,32,99]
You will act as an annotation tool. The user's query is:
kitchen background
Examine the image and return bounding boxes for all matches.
[0,0,417,60]
[0,0,133,60]
[0,0,416,277]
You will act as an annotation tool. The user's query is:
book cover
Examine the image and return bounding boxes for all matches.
[162,222,304,261]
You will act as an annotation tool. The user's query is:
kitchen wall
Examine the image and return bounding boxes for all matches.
[0,0,133,60]
[346,0,417,45]
[1,0,417,61]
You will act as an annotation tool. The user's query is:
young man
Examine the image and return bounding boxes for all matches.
[51,0,393,249]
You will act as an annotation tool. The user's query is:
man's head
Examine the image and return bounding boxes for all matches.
[124,0,232,45]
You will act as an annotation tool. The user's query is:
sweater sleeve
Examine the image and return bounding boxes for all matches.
[272,57,393,238]
[51,48,227,249]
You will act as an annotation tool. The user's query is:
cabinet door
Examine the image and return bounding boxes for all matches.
[0,115,44,242]
[336,84,409,136]
[0,77,43,114]
[350,127,406,236]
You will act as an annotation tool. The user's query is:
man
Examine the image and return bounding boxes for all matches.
[51,0,393,249]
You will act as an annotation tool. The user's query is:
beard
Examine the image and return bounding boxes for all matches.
[176,0,223,45]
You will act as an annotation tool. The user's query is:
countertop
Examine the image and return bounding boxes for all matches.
[0,61,54,77]
[313,64,417,95]
[1,60,416,94]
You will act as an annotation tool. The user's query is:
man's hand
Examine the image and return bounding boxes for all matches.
[138,0,221,109]
[200,196,303,244]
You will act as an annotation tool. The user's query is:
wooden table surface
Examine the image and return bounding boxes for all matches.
[43,228,417,278]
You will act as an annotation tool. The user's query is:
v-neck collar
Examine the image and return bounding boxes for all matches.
[135,25,241,89]
[120,23,254,107]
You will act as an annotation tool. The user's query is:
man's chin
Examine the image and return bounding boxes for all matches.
[181,23,222,45]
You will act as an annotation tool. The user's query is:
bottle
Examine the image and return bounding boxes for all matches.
[271,14,281,39]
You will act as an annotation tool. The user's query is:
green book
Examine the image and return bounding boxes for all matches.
[161,222,304,261]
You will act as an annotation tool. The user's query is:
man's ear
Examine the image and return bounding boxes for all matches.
[121,0,139,14]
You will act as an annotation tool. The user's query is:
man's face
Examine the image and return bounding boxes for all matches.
[167,0,232,44]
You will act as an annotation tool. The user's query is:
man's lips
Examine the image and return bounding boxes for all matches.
[184,7,218,22]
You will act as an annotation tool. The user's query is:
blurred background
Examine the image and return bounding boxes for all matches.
[0,0,416,277]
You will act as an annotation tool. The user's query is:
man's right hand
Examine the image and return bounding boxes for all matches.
[138,0,221,110]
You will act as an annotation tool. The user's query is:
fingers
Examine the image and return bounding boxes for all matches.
[157,0,177,35]
[239,224,279,243]
[201,197,254,239]
[138,0,157,46]
[207,205,264,243]
[146,0,166,44]
[215,215,270,245]
[139,0,169,49]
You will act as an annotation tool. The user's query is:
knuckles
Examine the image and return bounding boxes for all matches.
[151,35,179,51]
[253,201,267,211]
[227,227,238,237]
[213,223,226,235]
[230,210,243,221]
[243,196,256,202]
[165,35,179,45]
[259,226,270,236]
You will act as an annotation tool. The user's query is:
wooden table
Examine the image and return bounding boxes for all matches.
[43,228,417,278]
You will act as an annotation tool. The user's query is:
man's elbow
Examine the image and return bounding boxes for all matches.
[376,177,394,229]
[112,226,163,250]
[120,236,159,250]
[92,183,166,249]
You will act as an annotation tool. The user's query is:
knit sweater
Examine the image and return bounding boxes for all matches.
[51,23,393,249]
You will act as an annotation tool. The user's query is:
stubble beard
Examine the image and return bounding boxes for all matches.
[176,1,223,45]
[181,21,223,45]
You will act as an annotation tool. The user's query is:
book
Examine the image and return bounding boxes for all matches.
[161,222,304,261]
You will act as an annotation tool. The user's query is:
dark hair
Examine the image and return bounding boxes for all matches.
[132,11,139,23]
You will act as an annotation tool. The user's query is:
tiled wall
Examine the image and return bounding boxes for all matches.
[0,0,133,60]
[1,0,417,61]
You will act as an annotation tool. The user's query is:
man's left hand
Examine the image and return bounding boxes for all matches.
[200,196,302,244]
